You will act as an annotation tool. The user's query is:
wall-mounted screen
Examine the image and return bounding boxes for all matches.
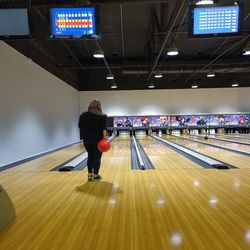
[50,7,96,38]
[188,4,243,38]
[0,8,30,37]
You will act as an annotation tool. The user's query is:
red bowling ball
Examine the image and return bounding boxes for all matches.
[98,139,111,152]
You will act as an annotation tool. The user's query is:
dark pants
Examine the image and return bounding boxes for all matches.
[84,141,102,175]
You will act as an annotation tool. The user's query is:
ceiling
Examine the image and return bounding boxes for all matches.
[2,0,250,91]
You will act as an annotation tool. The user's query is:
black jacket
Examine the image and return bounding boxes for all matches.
[78,112,107,142]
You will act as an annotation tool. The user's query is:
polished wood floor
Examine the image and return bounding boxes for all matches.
[0,137,250,249]
[164,135,250,169]
[185,135,250,152]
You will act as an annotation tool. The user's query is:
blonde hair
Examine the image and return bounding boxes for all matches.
[88,99,104,115]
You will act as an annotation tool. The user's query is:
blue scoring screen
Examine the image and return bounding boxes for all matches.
[193,6,239,35]
[51,7,96,37]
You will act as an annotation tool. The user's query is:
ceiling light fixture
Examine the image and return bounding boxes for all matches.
[154,70,163,78]
[243,42,250,56]
[167,45,179,56]
[232,80,239,87]
[207,71,215,78]
[148,81,155,89]
[196,0,214,5]
[111,83,117,89]
[191,82,198,88]
[93,48,104,58]
[106,73,114,80]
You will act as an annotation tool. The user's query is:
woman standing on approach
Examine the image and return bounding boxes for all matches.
[78,99,107,181]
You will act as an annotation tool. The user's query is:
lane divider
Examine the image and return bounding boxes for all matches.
[152,135,235,169]
[132,136,145,169]
[172,135,250,157]
[52,135,116,172]
[189,134,250,146]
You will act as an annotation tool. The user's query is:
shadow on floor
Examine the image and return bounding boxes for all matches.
[75,181,123,198]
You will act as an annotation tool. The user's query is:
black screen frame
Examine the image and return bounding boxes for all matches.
[188,3,244,39]
[0,7,32,40]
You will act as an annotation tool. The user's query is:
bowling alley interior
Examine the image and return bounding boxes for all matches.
[1,0,250,249]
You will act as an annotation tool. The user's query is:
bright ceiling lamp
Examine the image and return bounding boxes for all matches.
[243,42,250,56]
[191,82,198,88]
[154,70,163,78]
[167,45,179,56]
[111,83,117,89]
[148,81,155,89]
[207,71,215,78]
[93,48,104,58]
[196,0,214,5]
[106,73,114,80]
[232,80,239,87]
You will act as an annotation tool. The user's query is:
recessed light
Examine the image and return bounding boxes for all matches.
[196,0,214,5]
[93,48,104,58]
[106,73,114,80]
[167,46,179,56]
[154,70,163,78]
[111,83,117,89]
[207,71,215,78]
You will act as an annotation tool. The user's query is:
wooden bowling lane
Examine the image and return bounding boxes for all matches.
[101,137,131,171]
[137,136,202,169]
[185,135,250,152]
[1,163,250,249]
[165,135,250,169]
[3,143,85,172]
[212,134,250,143]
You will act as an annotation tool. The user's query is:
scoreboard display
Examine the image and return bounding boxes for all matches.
[194,6,239,35]
[50,7,96,38]
[189,4,243,38]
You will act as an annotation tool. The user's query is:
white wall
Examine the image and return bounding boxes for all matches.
[0,42,80,167]
[79,88,250,116]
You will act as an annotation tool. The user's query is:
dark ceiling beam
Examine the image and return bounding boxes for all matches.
[144,7,158,60]
[0,0,171,6]
[90,0,170,3]
[185,35,250,84]
[95,40,117,86]
[209,12,250,58]
[32,6,83,67]
[122,67,250,75]
[170,6,188,44]
[158,5,188,71]
[146,0,186,81]
[160,2,168,32]
[83,40,92,57]
[54,58,250,70]
[144,3,169,60]
[151,8,160,54]
[120,4,125,59]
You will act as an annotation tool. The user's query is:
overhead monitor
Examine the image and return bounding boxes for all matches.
[0,8,30,38]
[50,7,97,38]
[188,4,243,38]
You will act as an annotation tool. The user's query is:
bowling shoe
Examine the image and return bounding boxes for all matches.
[88,173,93,181]
[93,174,103,180]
